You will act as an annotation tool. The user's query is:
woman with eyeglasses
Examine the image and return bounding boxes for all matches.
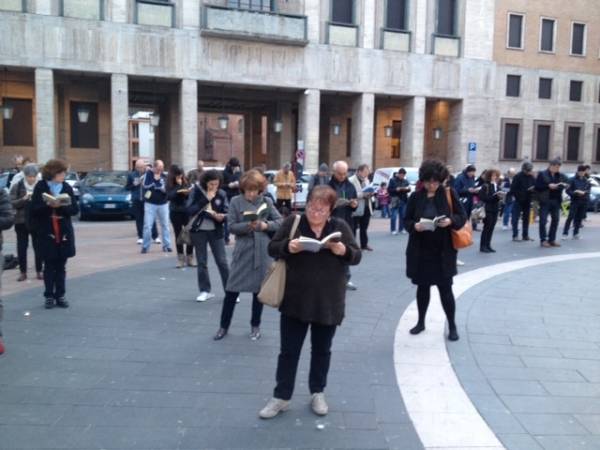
[259,185,361,420]
[404,160,467,341]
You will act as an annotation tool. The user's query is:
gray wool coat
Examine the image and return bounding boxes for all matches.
[225,194,282,293]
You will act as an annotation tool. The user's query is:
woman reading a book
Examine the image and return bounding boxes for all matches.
[258,185,361,420]
[404,160,467,342]
[213,169,282,341]
[30,159,79,310]
[478,168,502,253]
[167,165,194,268]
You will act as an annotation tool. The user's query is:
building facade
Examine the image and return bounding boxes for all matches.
[0,0,599,174]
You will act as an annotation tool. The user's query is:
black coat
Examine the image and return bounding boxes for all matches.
[167,183,191,214]
[268,215,361,326]
[404,188,467,284]
[509,171,535,204]
[479,182,500,214]
[30,180,79,260]
[328,177,358,227]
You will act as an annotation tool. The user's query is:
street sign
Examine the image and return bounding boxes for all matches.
[468,142,477,164]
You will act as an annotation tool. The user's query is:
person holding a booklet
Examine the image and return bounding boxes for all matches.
[258,185,361,419]
[213,170,282,341]
[167,165,195,268]
[30,159,79,310]
[404,160,467,342]
[509,161,536,242]
[535,158,568,248]
[478,169,503,253]
[141,160,172,253]
[562,165,591,240]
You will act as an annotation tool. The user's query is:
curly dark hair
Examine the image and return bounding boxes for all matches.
[41,159,68,181]
[200,169,222,190]
[482,169,501,183]
[167,164,187,189]
[418,160,449,183]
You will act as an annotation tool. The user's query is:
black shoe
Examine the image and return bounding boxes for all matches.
[523,236,534,241]
[44,298,55,309]
[55,298,69,308]
[512,237,521,242]
[480,248,492,253]
[409,323,425,335]
[213,328,227,341]
[163,247,173,253]
[488,247,496,253]
[448,327,460,341]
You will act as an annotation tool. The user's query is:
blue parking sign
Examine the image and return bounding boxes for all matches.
[468,142,477,163]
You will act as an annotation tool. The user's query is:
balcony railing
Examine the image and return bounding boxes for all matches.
[381,28,411,52]
[201,5,308,46]
[327,22,358,47]
[0,0,25,12]
[61,0,104,20]
[135,0,175,28]
[432,34,461,57]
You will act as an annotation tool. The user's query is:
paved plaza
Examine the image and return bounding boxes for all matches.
[1,216,600,449]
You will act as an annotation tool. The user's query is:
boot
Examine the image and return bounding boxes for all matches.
[176,254,185,268]
[186,254,197,267]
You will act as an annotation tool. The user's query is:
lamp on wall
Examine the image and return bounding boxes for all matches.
[433,127,442,140]
[433,101,443,140]
[1,70,13,120]
[149,113,160,127]
[77,105,90,124]
[332,123,341,136]
[218,85,228,130]
[273,101,283,133]
[384,125,393,138]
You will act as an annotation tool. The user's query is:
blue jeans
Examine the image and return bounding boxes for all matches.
[539,199,561,243]
[390,201,406,232]
[143,202,171,250]
[502,200,513,227]
[380,205,390,218]
[191,230,229,293]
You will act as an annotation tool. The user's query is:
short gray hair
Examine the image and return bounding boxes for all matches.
[23,163,39,177]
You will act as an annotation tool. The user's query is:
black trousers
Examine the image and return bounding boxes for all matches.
[353,207,371,248]
[415,281,456,329]
[563,202,586,236]
[169,211,194,255]
[480,210,498,250]
[511,200,531,239]
[220,291,263,329]
[539,199,561,243]
[276,199,292,214]
[274,314,337,401]
[132,201,157,240]
[15,223,43,273]
[43,256,67,299]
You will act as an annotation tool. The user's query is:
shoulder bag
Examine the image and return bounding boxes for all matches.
[258,214,301,308]
[445,188,473,250]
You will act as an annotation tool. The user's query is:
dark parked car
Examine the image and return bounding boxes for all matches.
[78,171,133,220]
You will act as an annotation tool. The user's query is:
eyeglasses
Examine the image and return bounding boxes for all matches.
[307,205,330,216]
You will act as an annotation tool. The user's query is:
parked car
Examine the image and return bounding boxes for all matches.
[78,171,133,220]
[264,170,310,210]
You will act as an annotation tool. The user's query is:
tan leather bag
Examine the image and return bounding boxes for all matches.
[258,214,301,308]
[445,188,473,250]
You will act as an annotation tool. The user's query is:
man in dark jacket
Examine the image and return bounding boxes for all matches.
[0,188,15,355]
[453,165,480,230]
[562,165,590,239]
[222,158,242,244]
[141,160,171,253]
[388,169,411,234]
[126,159,157,245]
[509,161,536,242]
[328,160,358,290]
[536,158,567,247]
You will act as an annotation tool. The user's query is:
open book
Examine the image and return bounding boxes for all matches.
[42,192,71,206]
[243,202,269,222]
[417,215,447,232]
[298,231,342,253]
[362,185,377,194]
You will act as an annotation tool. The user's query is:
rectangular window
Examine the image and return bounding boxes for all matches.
[538,78,552,99]
[226,0,272,12]
[570,80,583,102]
[571,22,586,55]
[506,75,521,97]
[70,101,99,149]
[500,119,522,160]
[507,13,524,49]
[346,117,352,157]
[2,98,33,147]
[595,126,600,163]
[565,124,583,162]
[386,0,408,30]
[540,18,555,52]
[534,122,553,161]
[436,0,456,36]
[332,0,354,24]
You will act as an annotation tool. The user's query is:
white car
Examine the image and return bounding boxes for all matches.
[65,171,80,198]
[264,170,310,210]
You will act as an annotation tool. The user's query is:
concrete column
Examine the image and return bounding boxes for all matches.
[108,0,128,23]
[359,0,376,49]
[401,96,426,167]
[179,79,198,171]
[110,73,129,170]
[279,103,294,166]
[413,0,428,54]
[31,0,53,15]
[35,68,56,164]
[180,0,200,29]
[350,93,375,168]
[463,0,494,60]
[298,89,320,173]
[304,0,320,44]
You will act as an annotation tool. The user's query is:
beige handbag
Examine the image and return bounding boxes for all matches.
[258,214,301,308]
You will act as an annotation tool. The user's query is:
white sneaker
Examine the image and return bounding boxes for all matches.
[259,397,290,419]
[236,296,240,303]
[346,281,357,291]
[196,292,215,302]
[154,237,162,245]
[391,231,398,235]
[573,234,581,240]
[401,230,407,234]
[502,225,508,231]
[311,393,329,416]
[457,259,465,266]
[561,235,568,241]
[136,238,143,245]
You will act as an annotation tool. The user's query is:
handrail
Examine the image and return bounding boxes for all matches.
[203,4,306,21]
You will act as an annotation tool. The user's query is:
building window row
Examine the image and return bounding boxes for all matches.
[505,75,598,103]
[507,13,589,57]
[501,119,600,163]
